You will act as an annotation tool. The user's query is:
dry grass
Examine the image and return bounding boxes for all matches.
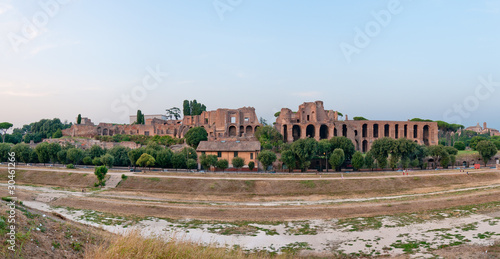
[0,169,96,189]
[115,172,500,198]
[85,231,296,259]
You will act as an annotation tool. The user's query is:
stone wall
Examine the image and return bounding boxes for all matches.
[275,101,439,152]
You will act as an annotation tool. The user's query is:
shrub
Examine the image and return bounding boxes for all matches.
[66,164,75,169]
[248,161,255,171]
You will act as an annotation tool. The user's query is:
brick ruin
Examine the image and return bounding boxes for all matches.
[274,101,439,152]
[63,107,262,141]
[63,101,439,152]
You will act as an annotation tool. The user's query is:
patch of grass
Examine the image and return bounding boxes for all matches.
[391,240,430,254]
[299,180,316,188]
[71,241,82,251]
[279,242,312,255]
[121,174,128,180]
[147,177,160,182]
[52,241,61,249]
[285,222,318,235]
[1,197,13,202]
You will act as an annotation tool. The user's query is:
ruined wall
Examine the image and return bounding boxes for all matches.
[63,107,261,141]
[275,101,439,152]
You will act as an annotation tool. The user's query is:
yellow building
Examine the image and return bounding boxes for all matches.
[196,141,261,168]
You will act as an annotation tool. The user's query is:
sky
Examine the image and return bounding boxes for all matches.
[1,0,500,131]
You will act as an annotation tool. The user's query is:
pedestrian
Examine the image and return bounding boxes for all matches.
[466,171,469,175]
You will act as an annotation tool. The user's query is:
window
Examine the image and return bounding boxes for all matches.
[234,151,238,157]
[250,153,254,160]
[231,117,236,123]
[217,151,222,157]
[244,117,249,123]
[144,131,149,136]
[202,151,206,155]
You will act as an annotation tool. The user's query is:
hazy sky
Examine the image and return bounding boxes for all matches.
[1,0,499,131]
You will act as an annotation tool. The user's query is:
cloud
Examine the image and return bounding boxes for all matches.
[291,91,321,97]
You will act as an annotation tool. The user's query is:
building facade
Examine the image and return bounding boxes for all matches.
[465,122,500,136]
[63,107,262,141]
[196,141,261,168]
[274,101,439,152]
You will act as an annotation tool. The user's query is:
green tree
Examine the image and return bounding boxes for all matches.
[77,114,82,124]
[92,157,102,166]
[166,107,181,120]
[351,151,364,171]
[52,129,63,138]
[329,148,345,172]
[47,143,61,163]
[216,159,229,172]
[183,100,191,116]
[156,149,173,169]
[108,146,131,166]
[444,146,458,156]
[136,153,156,170]
[427,145,449,169]
[232,157,245,169]
[90,145,105,158]
[364,151,375,171]
[248,161,255,171]
[470,136,488,150]
[185,127,208,148]
[329,137,355,161]
[254,126,283,150]
[187,158,197,169]
[67,148,84,165]
[200,154,218,171]
[370,138,396,169]
[389,155,399,171]
[100,154,115,168]
[476,140,498,166]
[291,138,317,171]
[0,143,11,162]
[94,166,108,187]
[35,142,51,165]
[128,148,145,170]
[136,110,145,124]
[453,141,466,151]
[257,150,277,172]
[172,152,186,170]
[83,156,92,165]
[353,117,368,120]
[57,150,67,164]
[0,122,13,143]
[280,150,296,173]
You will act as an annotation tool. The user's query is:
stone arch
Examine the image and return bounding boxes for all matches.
[283,125,288,142]
[319,125,328,140]
[362,124,367,138]
[334,127,338,137]
[103,128,109,136]
[413,125,418,138]
[373,124,379,138]
[292,125,301,141]
[246,125,253,135]
[306,124,315,138]
[423,125,430,146]
[404,125,408,138]
[355,139,359,151]
[228,126,237,137]
[342,124,347,137]
[362,140,368,153]
[239,125,245,137]
[384,124,389,137]
[254,126,260,134]
[354,130,358,137]
[395,124,399,139]
[97,127,102,135]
